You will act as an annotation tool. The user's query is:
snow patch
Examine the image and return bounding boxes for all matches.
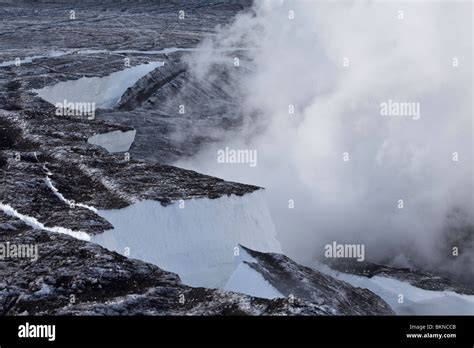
[88,129,136,153]
[91,190,281,288]
[0,202,90,241]
[33,62,163,109]
[224,248,283,299]
[319,264,474,315]
[224,263,283,299]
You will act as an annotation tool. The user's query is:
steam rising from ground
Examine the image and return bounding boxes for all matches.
[177,1,473,283]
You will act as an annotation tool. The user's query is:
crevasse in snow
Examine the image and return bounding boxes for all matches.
[91,190,282,288]
[87,129,136,153]
[33,62,163,109]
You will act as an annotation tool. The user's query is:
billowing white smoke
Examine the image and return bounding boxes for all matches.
[177,1,473,281]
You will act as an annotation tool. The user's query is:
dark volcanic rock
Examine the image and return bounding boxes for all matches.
[0,1,253,164]
[0,109,259,235]
[234,246,395,315]
[99,50,248,163]
[0,0,403,317]
[116,61,187,112]
[0,212,331,316]
[0,0,252,54]
[0,0,339,316]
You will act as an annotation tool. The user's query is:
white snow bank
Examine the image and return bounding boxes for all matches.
[91,190,281,288]
[224,247,283,299]
[87,129,136,153]
[33,62,163,109]
[0,202,90,241]
[319,264,474,315]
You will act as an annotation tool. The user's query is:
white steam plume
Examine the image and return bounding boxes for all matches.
[177,1,473,283]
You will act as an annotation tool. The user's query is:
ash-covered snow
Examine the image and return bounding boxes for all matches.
[91,190,281,288]
[88,129,136,153]
[33,62,163,109]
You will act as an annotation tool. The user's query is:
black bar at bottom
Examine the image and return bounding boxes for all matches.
[0,316,472,346]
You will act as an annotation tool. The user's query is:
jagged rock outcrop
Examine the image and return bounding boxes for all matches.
[116,61,186,111]
[225,246,395,315]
